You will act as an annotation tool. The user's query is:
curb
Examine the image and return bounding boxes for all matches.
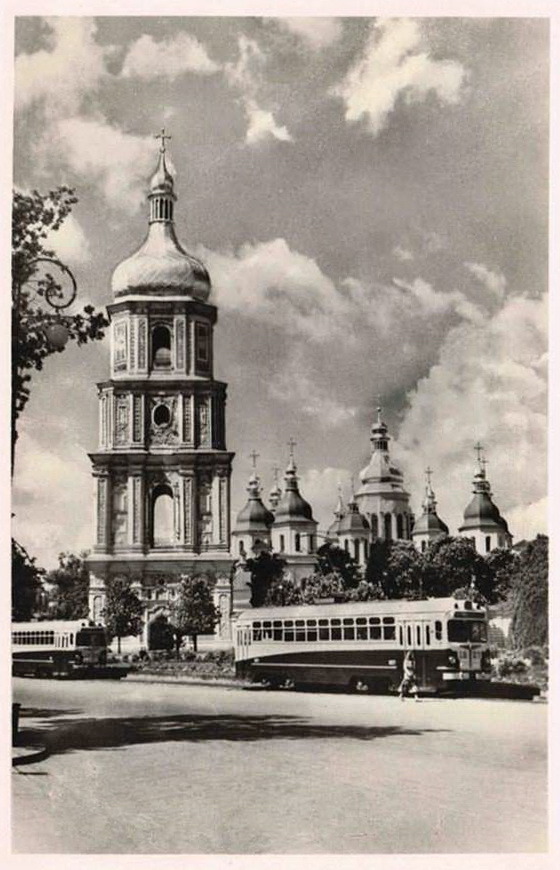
[124,673,250,689]
[12,744,49,767]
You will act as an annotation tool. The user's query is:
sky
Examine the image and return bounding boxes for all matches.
[11,14,549,570]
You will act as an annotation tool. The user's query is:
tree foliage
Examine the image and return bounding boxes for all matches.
[264,577,303,607]
[315,542,361,588]
[301,572,346,604]
[12,538,44,621]
[420,536,497,602]
[12,187,109,465]
[245,551,287,607]
[102,577,143,653]
[46,551,90,619]
[510,535,548,647]
[172,575,219,652]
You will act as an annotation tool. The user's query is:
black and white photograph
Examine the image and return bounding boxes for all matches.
[7,0,556,861]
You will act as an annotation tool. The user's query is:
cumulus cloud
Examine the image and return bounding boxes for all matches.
[298,467,354,532]
[12,428,93,570]
[395,293,547,539]
[277,18,343,50]
[465,261,507,300]
[45,213,91,264]
[393,245,414,262]
[41,117,156,212]
[224,35,293,146]
[15,17,110,116]
[331,18,467,136]
[269,355,358,426]
[121,31,220,79]
[243,99,293,144]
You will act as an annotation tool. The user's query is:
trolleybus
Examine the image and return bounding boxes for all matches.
[234,597,490,694]
[12,620,108,678]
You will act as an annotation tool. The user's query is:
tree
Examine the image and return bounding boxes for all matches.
[421,536,497,603]
[12,187,109,468]
[245,551,287,607]
[315,543,361,589]
[264,577,303,607]
[484,548,519,603]
[365,539,423,599]
[510,535,548,648]
[172,576,219,652]
[46,551,90,619]
[148,614,175,651]
[302,572,346,604]
[12,538,44,621]
[102,577,143,654]
[346,580,385,602]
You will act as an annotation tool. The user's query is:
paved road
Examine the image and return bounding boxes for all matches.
[12,677,547,854]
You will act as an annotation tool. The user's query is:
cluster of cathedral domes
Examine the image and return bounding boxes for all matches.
[233,409,512,568]
[111,143,211,301]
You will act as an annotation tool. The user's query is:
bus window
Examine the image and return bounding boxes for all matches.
[435,620,443,641]
[331,618,342,641]
[356,617,367,640]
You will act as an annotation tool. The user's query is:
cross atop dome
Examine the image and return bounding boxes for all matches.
[155,127,172,153]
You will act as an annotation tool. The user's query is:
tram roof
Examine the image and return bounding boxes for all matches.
[11,620,105,631]
[236,597,485,621]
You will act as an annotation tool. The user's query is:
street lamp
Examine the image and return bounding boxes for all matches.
[12,256,79,472]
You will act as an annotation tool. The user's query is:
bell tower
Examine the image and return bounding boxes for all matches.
[87,134,234,641]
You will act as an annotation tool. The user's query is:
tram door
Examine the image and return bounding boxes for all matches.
[237,625,251,661]
[402,621,427,686]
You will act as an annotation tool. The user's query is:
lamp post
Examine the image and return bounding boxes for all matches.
[12,256,78,473]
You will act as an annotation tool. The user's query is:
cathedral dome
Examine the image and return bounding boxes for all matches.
[338,501,370,535]
[111,145,211,301]
[274,458,315,524]
[459,466,510,534]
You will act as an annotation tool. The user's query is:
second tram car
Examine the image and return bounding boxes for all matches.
[12,620,108,678]
[234,597,491,694]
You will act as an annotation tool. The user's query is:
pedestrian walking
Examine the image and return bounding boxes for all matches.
[399,650,420,701]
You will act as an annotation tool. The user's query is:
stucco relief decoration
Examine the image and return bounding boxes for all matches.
[115,396,129,445]
[96,477,107,544]
[183,394,193,445]
[198,397,211,447]
[176,318,185,370]
[198,473,213,548]
[138,318,148,369]
[133,476,142,543]
[183,476,193,545]
[133,395,143,443]
[114,320,127,371]
[150,396,178,445]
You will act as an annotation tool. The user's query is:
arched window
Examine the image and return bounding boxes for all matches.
[354,540,360,561]
[371,514,379,538]
[384,514,392,541]
[308,535,314,553]
[152,484,174,546]
[397,515,404,539]
[485,536,492,553]
[152,325,171,368]
[280,535,285,552]
[421,540,427,553]
[295,533,301,552]
[344,539,349,552]
[363,540,369,560]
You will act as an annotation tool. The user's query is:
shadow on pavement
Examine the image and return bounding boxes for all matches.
[19,711,450,757]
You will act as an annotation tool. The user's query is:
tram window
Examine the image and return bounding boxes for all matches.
[357,618,367,624]
[343,618,354,625]
[262,621,273,640]
[416,625,421,645]
[331,618,341,626]
[319,626,330,641]
[285,628,294,641]
[369,626,382,640]
[331,626,342,640]
[306,619,317,627]
[383,617,395,624]
[369,617,381,625]
[426,625,431,646]
[252,628,262,642]
[295,620,306,642]
[307,628,318,642]
[384,625,396,641]
[399,626,404,646]
[273,620,283,641]
[318,619,328,626]
[343,625,356,640]
[356,624,368,640]
[407,626,412,646]
[435,620,443,641]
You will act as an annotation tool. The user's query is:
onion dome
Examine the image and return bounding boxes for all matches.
[358,405,405,486]
[412,468,449,537]
[327,485,346,539]
[235,474,274,532]
[459,454,510,534]
[338,495,370,536]
[111,138,211,301]
[274,456,315,524]
[268,466,282,513]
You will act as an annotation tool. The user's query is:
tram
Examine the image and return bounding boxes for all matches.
[234,597,491,694]
[12,620,108,678]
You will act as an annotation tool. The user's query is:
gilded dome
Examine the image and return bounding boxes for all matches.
[111,147,211,301]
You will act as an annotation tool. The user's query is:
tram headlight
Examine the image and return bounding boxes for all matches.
[448,652,458,666]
